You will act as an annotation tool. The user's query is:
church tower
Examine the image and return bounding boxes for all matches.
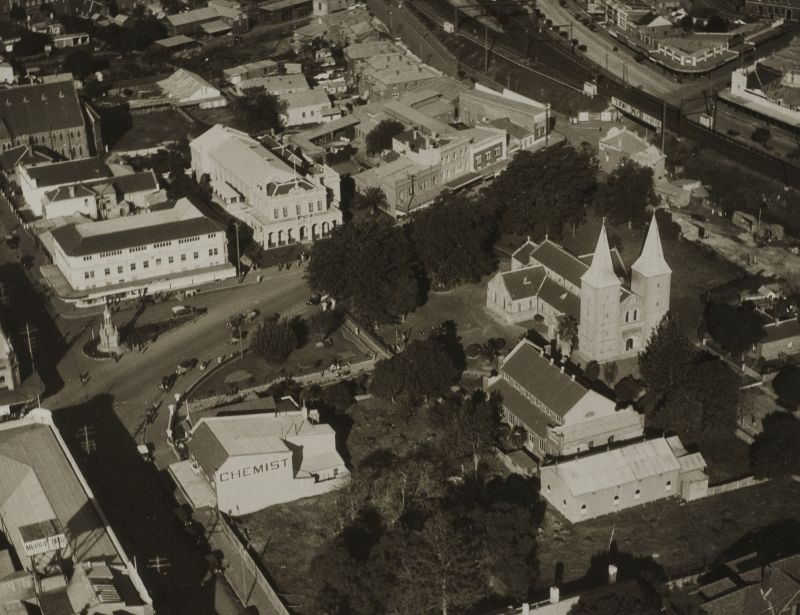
[579,222,622,363]
[631,213,672,346]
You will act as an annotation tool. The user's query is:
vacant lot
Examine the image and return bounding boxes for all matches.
[111,109,196,153]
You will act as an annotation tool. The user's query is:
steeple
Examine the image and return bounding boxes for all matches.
[581,221,620,288]
[632,213,672,278]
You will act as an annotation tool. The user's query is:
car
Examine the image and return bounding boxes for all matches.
[245,309,260,323]
[177,358,198,374]
[578,43,588,51]
[306,292,322,305]
[159,374,177,391]
[4,234,18,249]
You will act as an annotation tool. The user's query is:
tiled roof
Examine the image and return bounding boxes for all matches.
[512,239,536,264]
[189,421,229,478]
[489,378,553,439]
[113,170,159,194]
[0,81,84,138]
[537,277,581,319]
[762,318,800,343]
[500,340,587,418]
[529,240,588,288]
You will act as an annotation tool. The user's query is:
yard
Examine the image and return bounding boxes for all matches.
[110,109,198,153]
[536,478,800,587]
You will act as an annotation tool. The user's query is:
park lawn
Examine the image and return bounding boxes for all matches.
[188,328,368,400]
[536,478,800,588]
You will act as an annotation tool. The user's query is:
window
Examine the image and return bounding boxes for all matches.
[665,480,672,491]
[209,248,218,256]
[117,266,123,274]
[274,208,279,218]
[193,252,199,260]
[634,489,641,500]
[181,254,187,262]
[143,261,149,269]
[84,271,92,280]
[168,256,174,264]
[104,268,110,276]
[612,495,619,506]
[282,207,288,217]
[494,146,501,156]
[317,202,322,211]
[156,258,162,266]
[308,203,313,213]
[83,255,92,261]
[130,263,136,271]
[296,204,301,215]
[581,504,587,515]
[546,484,551,494]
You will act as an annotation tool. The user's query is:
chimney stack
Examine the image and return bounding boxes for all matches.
[560,365,565,374]
[301,401,309,421]
[549,587,560,604]
[571,374,576,381]
[608,564,618,585]
[521,603,530,615]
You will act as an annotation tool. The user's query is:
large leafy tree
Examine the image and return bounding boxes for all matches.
[231,88,287,135]
[703,302,766,357]
[410,191,495,289]
[251,316,299,364]
[306,220,419,324]
[751,412,800,479]
[638,314,694,403]
[772,365,800,410]
[593,160,658,229]
[365,119,404,154]
[370,337,461,402]
[557,314,579,356]
[569,581,662,615]
[484,143,597,239]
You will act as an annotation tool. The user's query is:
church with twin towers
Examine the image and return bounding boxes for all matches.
[486,214,672,363]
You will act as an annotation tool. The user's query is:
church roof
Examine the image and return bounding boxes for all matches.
[581,223,620,289]
[530,240,588,289]
[632,214,671,278]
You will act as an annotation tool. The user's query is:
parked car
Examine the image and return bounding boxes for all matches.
[306,292,322,305]
[159,374,177,391]
[176,358,198,375]
[4,234,18,249]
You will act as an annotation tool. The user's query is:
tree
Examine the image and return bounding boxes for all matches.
[251,316,299,364]
[63,48,95,79]
[13,31,49,57]
[557,314,579,356]
[161,0,183,13]
[484,144,597,239]
[410,191,495,289]
[703,302,766,357]
[365,119,404,155]
[353,186,388,215]
[638,314,694,402]
[106,0,119,16]
[306,220,419,324]
[9,3,25,21]
[569,580,662,615]
[654,208,681,242]
[603,361,619,385]
[772,365,800,410]
[751,412,800,478]
[381,512,486,615]
[433,391,502,475]
[309,308,344,340]
[751,127,771,146]
[594,160,658,229]
[680,14,693,31]
[231,89,287,135]
[586,360,600,380]
[370,337,461,402]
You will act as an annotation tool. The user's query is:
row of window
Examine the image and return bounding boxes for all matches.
[178,236,200,245]
[505,374,562,426]
[274,201,325,219]
[546,481,674,514]
[82,249,220,280]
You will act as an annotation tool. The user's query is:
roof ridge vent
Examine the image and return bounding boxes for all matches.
[22,96,28,103]
[58,90,64,98]
[41,94,46,101]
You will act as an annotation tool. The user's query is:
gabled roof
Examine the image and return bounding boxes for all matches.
[632,214,671,278]
[0,80,85,139]
[530,240,589,288]
[582,223,621,289]
[763,318,800,343]
[23,157,111,188]
[500,340,588,418]
[499,266,547,301]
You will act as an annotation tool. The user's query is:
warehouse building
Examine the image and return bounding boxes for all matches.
[173,402,348,515]
[540,436,708,522]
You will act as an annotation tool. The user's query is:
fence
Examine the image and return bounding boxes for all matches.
[216,514,291,615]
[705,474,769,497]
[342,313,391,360]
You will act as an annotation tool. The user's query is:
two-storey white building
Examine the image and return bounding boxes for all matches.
[42,198,236,307]
[190,124,342,249]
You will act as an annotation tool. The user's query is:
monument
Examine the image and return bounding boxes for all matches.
[97,305,123,355]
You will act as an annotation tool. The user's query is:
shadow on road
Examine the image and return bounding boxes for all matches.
[53,393,242,615]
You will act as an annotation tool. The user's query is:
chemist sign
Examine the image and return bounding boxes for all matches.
[218,458,289,482]
[611,97,662,129]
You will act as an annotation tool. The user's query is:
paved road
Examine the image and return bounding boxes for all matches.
[46,268,311,615]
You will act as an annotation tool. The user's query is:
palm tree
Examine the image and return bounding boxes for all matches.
[354,187,388,216]
[557,315,579,358]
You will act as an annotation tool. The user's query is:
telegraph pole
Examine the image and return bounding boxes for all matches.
[234,222,241,282]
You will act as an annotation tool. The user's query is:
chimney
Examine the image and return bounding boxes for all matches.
[571,374,576,381]
[69,185,75,198]
[549,357,554,365]
[560,365,564,374]
[521,603,530,615]
[301,401,309,421]
[549,586,560,604]
[608,564,618,585]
